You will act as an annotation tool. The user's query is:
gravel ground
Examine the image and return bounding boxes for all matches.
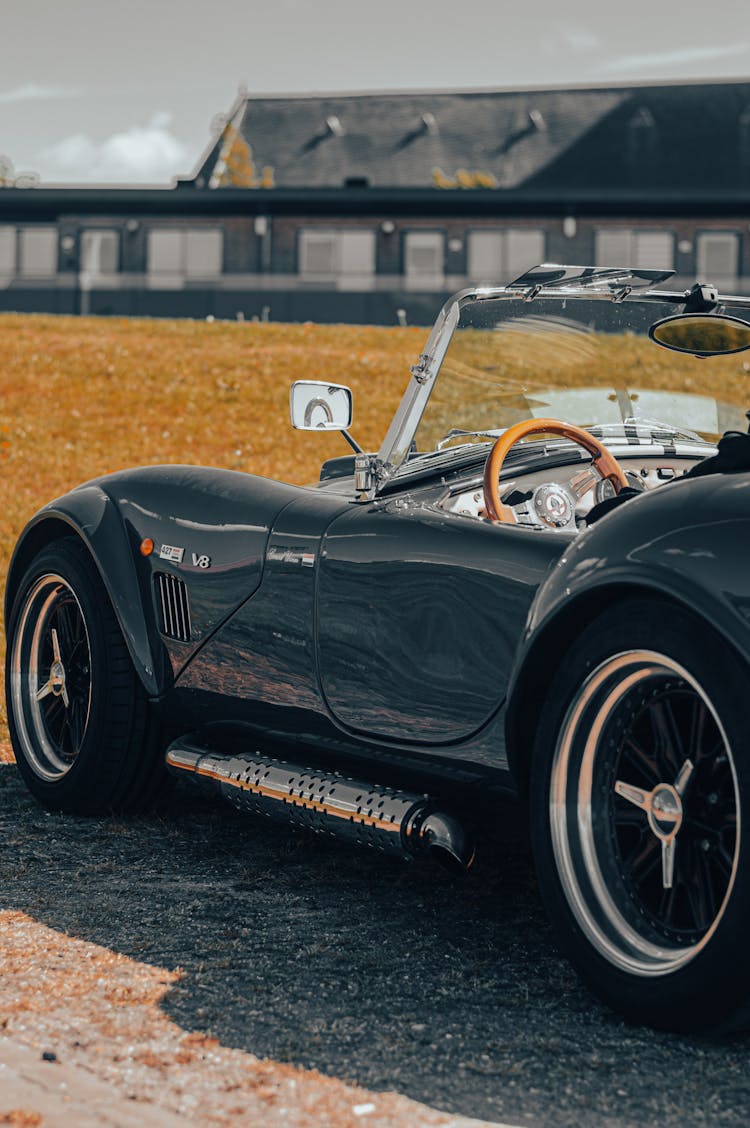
[1,760,749,1127]
[0,916,489,1128]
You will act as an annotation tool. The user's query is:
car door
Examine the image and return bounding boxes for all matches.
[316,499,566,745]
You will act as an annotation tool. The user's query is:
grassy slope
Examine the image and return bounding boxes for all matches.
[0,312,748,756]
[0,314,423,755]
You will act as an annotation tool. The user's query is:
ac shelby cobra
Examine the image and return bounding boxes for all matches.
[6,265,750,1033]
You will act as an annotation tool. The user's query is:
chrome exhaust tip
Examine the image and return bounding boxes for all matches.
[418,811,476,872]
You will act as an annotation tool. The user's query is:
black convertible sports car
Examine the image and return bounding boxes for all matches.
[6,265,750,1033]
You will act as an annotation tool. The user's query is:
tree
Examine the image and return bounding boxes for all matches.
[0,156,40,188]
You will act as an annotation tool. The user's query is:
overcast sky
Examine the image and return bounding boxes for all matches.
[3,0,749,184]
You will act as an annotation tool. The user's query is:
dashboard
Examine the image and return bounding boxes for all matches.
[439,451,710,531]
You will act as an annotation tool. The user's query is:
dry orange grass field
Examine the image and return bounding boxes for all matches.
[0,312,748,757]
[0,313,423,755]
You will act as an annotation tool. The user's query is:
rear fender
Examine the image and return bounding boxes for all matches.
[506,473,750,792]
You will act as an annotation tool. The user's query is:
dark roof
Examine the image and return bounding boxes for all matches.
[2,185,747,222]
[188,82,750,193]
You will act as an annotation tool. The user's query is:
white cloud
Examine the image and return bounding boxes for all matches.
[599,43,749,75]
[540,23,599,59]
[560,26,600,52]
[38,112,190,184]
[0,82,81,103]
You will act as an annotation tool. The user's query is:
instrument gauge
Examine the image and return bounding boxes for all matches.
[595,470,647,503]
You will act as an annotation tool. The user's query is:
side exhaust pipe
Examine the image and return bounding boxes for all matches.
[166,738,475,870]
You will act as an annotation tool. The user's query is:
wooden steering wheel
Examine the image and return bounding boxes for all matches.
[482,418,630,524]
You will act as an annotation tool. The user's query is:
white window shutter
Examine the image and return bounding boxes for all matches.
[339,230,375,275]
[467,231,504,281]
[505,229,545,281]
[148,230,182,274]
[405,231,444,278]
[19,227,57,276]
[185,229,223,277]
[81,230,119,276]
[300,231,338,275]
[595,229,633,266]
[0,227,16,274]
[633,231,674,270]
[697,233,739,281]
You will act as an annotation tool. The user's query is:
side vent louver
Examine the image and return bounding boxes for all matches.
[155,572,191,642]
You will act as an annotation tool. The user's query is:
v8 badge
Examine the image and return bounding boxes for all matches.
[191,553,211,569]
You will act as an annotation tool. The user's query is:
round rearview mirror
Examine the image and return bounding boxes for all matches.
[648,313,750,357]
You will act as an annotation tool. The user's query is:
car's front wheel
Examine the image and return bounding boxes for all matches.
[531,598,750,1032]
[6,537,166,813]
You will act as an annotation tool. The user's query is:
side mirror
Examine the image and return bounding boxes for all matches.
[648,313,750,357]
[290,381,353,431]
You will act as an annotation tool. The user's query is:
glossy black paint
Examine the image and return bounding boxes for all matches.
[167,472,563,779]
[7,448,750,799]
[317,500,561,744]
[175,490,351,734]
[505,470,750,788]
[6,465,303,696]
[529,471,750,656]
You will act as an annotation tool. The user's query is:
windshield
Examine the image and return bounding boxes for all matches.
[411,294,750,459]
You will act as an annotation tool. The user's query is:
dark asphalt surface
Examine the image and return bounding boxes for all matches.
[2,761,749,1127]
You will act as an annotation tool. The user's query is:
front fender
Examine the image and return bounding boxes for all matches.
[506,472,750,788]
[6,485,166,697]
[6,465,305,698]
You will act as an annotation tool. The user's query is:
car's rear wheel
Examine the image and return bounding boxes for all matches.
[530,598,750,1032]
[6,538,166,813]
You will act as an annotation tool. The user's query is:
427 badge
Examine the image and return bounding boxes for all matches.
[158,543,211,569]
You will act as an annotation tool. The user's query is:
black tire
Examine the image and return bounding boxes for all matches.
[530,597,750,1033]
[5,537,167,814]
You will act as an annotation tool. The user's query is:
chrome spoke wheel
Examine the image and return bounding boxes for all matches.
[550,650,740,977]
[10,573,92,781]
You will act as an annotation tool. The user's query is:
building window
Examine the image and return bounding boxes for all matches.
[300,231,337,275]
[467,230,503,280]
[506,230,545,280]
[147,228,223,278]
[18,227,57,276]
[184,230,223,277]
[0,226,15,275]
[148,230,181,274]
[80,230,119,276]
[696,232,739,282]
[404,231,444,282]
[298,229,375,281]
[467,228,545,283]
[595,228,674,270]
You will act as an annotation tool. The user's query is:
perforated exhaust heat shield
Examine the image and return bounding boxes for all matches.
[166,739,474,870]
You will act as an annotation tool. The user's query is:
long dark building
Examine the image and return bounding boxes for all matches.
[1,80,749,323]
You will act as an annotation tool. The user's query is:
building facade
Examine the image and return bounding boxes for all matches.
[1,81,749,323]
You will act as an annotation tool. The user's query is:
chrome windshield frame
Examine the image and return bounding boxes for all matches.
[372,268,750,497]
